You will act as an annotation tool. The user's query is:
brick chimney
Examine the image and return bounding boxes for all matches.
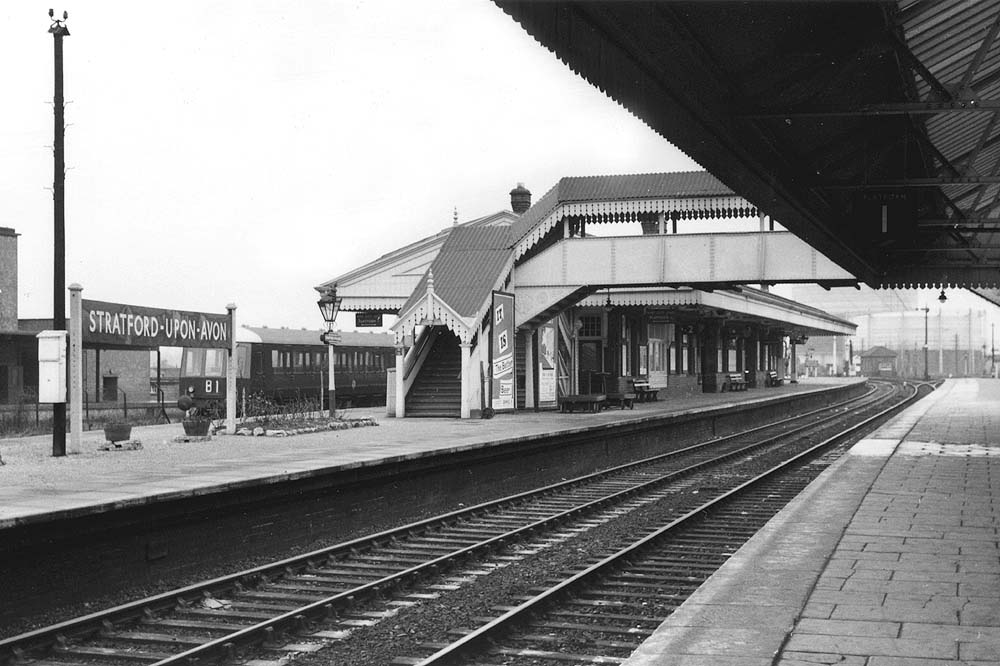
[0,227,18,330]
[509,182,531,214]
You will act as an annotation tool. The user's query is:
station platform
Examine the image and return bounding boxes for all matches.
[623,377,1000,666]
[0,378,857,530]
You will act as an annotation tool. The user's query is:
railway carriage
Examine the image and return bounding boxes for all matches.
[179,326,394,413]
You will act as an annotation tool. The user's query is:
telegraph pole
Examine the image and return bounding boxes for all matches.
[49,9,69,456]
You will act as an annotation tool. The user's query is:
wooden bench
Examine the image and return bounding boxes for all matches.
[605,377,636,410]
[723,373,747,391]
[558,394,606,413]
[765,370,783,387]
[631,378,659,402]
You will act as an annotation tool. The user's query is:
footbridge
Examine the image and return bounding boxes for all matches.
[513,231,857,327]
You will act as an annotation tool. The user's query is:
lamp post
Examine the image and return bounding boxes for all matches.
[48,10,69,456]
[917,306,929,380]
[317,287,342,418]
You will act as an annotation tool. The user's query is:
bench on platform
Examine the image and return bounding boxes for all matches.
[631,378,659,402]
[605,377,636,410]
[765,370,784,387]
[723,373,748,391]
[558,394,606,413]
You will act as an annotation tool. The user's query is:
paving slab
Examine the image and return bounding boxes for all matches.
[622,378,1000,666]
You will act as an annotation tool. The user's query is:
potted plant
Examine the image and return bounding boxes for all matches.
[103,422,132,443]
[177,391,212,437]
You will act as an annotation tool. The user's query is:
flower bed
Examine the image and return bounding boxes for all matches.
[234,417,378,438]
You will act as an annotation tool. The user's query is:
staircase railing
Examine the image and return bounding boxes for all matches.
[401,326,440,398]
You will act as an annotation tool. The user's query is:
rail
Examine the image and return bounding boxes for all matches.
[0,382,907,666]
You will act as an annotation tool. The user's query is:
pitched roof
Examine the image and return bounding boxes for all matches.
[860,345,897,358]
[399,225,514,318]
[510,171,740,247]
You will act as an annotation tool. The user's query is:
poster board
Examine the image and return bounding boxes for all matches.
[490,291,516,412]
[537,323,557,406]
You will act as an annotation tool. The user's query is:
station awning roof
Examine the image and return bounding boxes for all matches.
[495,1,1000,290]
[579,286,857,338]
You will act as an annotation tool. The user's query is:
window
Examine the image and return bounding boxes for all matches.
[648,323,672,373]
[237,346,250,378]
[183,349,205,376]
[579,315,602,337]
[205,349,226,376]
[680,333,690,373]
[271,349,279,368]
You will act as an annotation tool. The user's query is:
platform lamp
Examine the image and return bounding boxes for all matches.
[917,306,930,381]
[317,287,342,418]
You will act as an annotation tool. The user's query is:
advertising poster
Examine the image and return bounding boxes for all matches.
[490,291,516,411]
[538,323,556,405]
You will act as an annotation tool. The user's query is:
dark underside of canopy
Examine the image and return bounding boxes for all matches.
[496,0,1000,291]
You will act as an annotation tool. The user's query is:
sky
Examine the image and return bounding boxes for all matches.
[4,1,997,340]
[1,0,699,331]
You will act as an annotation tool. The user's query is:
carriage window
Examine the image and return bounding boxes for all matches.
[237,346,250,378]
[205,349,226,376]
[183,349,205,376]
[295,351,306,369]
[271,350,278,368]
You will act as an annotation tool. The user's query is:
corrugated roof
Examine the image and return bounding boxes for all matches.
[558,171,732,202]
[511,171,738,246]
[497,1,1000,289]
[399,226,513,318]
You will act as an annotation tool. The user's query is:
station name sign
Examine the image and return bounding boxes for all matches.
[82,299,231,349]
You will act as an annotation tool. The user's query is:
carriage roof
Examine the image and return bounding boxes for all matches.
[237,326,394,348]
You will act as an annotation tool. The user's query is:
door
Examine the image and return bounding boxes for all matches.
[578,341,603,393]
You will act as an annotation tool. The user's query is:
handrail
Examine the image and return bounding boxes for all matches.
[403,327,437,381]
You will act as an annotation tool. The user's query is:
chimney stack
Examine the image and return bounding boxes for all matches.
[509,182,531,214]
[0,227,18,330]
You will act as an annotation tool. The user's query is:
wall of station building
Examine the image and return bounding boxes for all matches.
[512,305,789,409]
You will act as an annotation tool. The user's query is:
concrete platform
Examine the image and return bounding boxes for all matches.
[0,378,858,530]
[622,378,1000,666]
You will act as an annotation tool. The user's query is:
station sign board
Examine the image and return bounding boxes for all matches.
[82,299,231,348]
[355,312,383,327]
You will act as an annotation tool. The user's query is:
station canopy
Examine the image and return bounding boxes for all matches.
[495,1,1000,305]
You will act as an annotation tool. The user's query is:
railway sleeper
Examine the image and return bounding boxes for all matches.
[490,646,622,663]
[546,609,663,626]
[143,618,247,632]
[54,644,175,662]
[100,631,205,647]
[517,633,641,651]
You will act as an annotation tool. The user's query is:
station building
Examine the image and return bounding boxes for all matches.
[318,172,857,418]
[0,227,153,417]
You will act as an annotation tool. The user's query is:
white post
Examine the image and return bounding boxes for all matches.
[68,283,83,454]
[460,342,471,419]
[226,303,237,434]
[395,346,405,418]
[328,337,337,418]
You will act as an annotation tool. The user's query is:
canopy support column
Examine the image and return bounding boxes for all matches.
[460,342,471,419]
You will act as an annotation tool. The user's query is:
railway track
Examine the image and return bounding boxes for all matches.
[0,381,917,666]
[397,382,924,665]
